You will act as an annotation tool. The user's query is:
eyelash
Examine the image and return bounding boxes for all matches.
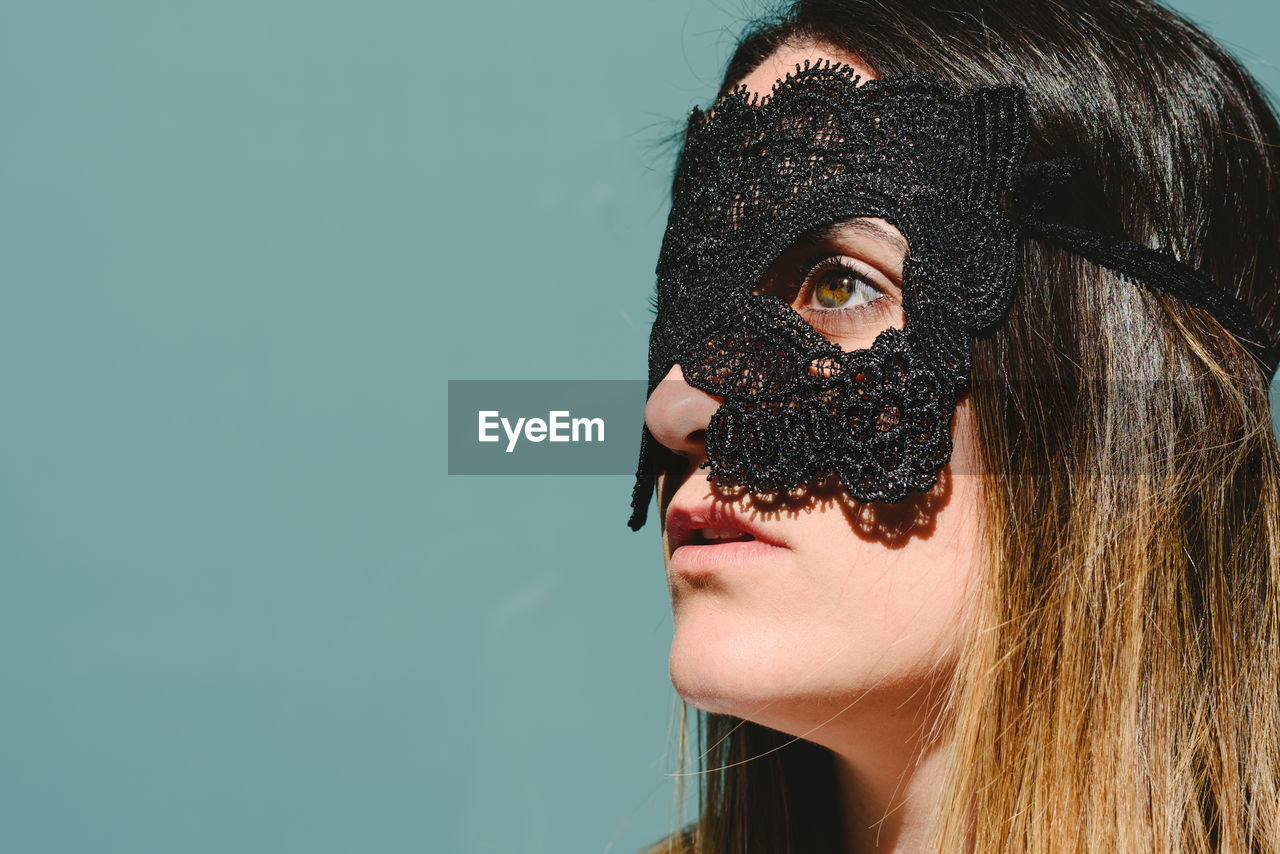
[794,255,890,324]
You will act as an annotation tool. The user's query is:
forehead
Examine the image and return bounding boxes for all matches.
[736,41,877,98]
[662,65,1028,321]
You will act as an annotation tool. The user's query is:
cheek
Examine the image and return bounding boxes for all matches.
[804,527,977,655]
[665,458,985,727]
[668,512,981,717]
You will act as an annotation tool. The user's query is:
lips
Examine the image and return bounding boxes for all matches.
[665,503,787,553]
[665,503,790,578]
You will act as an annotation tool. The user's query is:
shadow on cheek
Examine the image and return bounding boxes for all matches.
[700,468,950,548]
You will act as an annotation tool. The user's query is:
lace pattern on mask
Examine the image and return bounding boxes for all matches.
[628,63,1276,530]
[629,65,1028,529]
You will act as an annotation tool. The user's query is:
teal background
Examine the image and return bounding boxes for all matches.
[1,1,1276,852]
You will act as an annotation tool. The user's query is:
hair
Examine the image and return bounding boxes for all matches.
[650,1,1280,852]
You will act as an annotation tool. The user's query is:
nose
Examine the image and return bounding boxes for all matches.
[644,364,723,459]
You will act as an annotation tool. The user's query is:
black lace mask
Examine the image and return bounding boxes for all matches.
[628,63,1275,531]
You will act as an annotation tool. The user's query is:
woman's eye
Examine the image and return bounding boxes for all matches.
[752,246,902,350]
[812,268,879,309]
[802,260,885,313]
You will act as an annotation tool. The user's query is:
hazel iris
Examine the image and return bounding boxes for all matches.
[814,270,859,308]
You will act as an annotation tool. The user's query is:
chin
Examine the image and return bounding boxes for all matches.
[668,641,857,748]
[668,613,956,746]
[668,617,809,718]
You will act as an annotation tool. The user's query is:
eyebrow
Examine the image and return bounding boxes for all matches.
[813,218,910,256]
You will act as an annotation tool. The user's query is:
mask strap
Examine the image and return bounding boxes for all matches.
[628,428,659,531]
[1016,158,1278,374]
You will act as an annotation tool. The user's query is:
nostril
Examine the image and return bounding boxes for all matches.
[645,363,722,458]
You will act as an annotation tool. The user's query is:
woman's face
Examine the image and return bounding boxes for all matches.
[645,43,984,748]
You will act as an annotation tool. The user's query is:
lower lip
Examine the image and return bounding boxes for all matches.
[669,538,789,575]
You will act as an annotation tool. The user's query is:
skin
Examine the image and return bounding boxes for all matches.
[644,42,985,853]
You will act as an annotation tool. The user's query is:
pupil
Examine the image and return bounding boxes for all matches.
[816,272,855,308]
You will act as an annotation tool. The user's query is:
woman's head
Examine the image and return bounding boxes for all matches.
[643,1,1280,851]
[645,40,988,763]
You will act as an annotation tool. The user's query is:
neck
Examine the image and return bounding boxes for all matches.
[833,736,951,854]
